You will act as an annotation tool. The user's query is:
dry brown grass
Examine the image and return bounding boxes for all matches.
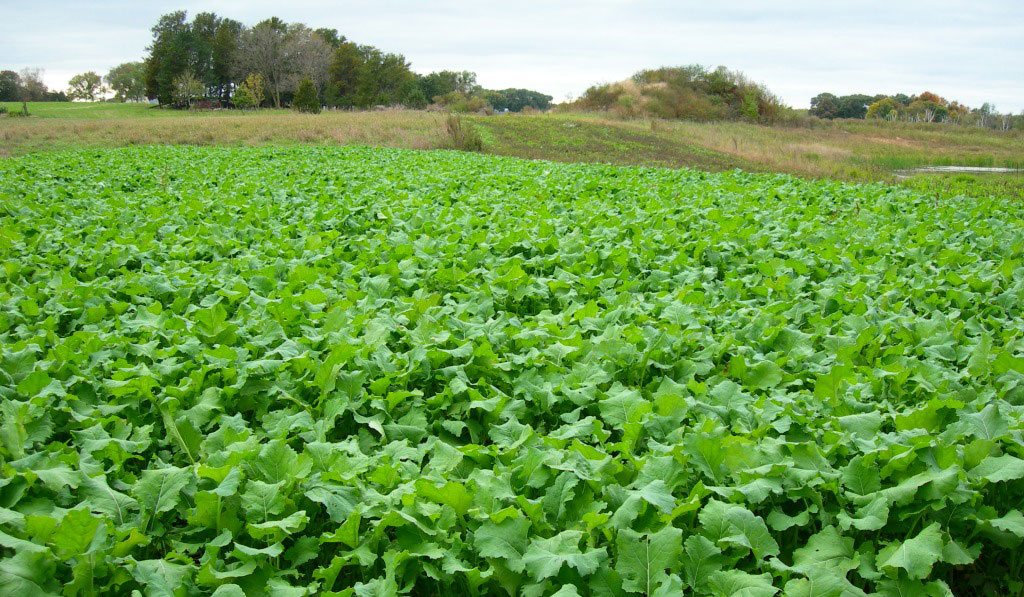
[599,117,1024,179]
[787,143,854,159]
[0,110,449,157]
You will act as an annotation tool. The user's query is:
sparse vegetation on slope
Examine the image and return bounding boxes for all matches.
[568,65,792,124]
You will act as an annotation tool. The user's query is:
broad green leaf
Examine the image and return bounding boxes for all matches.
[989,509,1024,538]
[551,585,582,597]
[708,569,778,597]
[132,559,193,597]
[474,517,531,573]
[522,530,607,581]
[878,523,944,580]
[211,467,242,497]
[782,574,847,597]
[80,473,138,527]
[791,526,857,575]
[962,404,1009,440]
[615,525,683,595]
[542,471,579,522]
[682,534,724,591]
[247,510,310,540]
[744,360,783,390]
[241,480,287,522]
[135,466,193,517]
[699,499,780,560]
[841,457,880,495]
[0,552,58,595]
[837,495,889,532]
[416,479,473,517]
[211,585,247,597]
[968,454,1024,483]
[0,529,47,554]
[52,508,102,559]
[599,384,652,428]
[304,480,360,523]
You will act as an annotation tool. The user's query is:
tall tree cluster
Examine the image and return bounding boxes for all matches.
[0,68,68,101]
[144,11,243,106]
[142,12,422,109]
[139,11,550,112]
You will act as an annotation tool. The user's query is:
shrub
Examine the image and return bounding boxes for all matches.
[442,114,483,151]
[433,91,491,114]
[4,103,29,117]
[572,64,788,123]
[292,78,321,114]
[233,74,265,110]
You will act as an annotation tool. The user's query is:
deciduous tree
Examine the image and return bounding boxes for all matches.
[172,70,204,107]
[0,70,19,101]
[18,68,49,101]
[285,25,332,94]
[106,63,146,102]
[68,71,107,101]
[866,97,902,121]
[145,11,191,104]
[234,19,289,107]
[211,19,243,104]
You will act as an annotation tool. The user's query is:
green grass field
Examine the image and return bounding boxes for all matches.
[3,145,1023,596]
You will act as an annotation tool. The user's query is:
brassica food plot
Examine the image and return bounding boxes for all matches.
[1,146,1023,597]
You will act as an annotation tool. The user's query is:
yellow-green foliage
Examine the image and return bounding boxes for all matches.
[234,74,265,109]
[433,91,492,114]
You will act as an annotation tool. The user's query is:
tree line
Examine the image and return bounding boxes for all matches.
[141,11,551,112]
[0,69,68,102]
[3,11,551,113]
[810,91,1022,130]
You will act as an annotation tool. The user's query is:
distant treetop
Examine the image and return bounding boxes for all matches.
[810,90,1018,129]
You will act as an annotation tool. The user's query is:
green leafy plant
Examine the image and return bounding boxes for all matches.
[1,145,1022,596]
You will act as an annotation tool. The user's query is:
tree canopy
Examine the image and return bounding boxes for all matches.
[0,68,68,102]
[138,10,549,112]
[106,62,147,102]
[807,90,1016,128]
[67,71,107,101]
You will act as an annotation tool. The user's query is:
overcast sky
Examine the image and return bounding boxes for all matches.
[3,0,1022,111]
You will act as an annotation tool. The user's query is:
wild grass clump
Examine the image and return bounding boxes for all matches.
[442,114,483,151]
